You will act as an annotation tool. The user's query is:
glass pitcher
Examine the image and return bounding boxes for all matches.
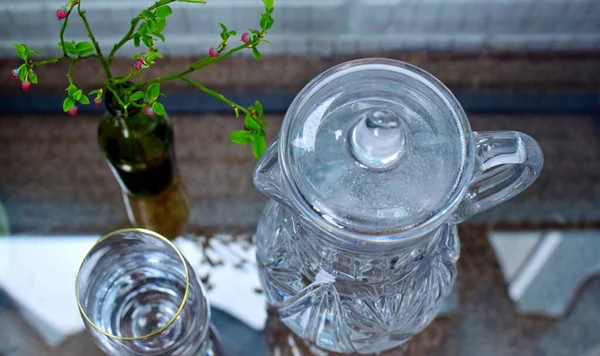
[253,59,543,354]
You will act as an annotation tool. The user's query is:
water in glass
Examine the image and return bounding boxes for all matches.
[76,229,218,356]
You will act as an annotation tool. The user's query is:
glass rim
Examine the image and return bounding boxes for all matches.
[74,228,190,341]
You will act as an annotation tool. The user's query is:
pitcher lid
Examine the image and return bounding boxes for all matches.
[279,59,473,235]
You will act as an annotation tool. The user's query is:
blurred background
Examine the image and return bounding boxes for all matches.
[0,0,599,355]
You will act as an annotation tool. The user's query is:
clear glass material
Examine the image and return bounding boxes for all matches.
[75,229,219,356]
[253,59,543,353]
[282,59,469,235]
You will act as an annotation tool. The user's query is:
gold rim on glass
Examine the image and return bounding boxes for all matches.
[75,228,190,341]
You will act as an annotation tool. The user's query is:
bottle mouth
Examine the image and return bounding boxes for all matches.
[278,58,476,246]
[104,81,143,117]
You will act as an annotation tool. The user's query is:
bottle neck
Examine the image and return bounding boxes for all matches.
[104,82,142,118]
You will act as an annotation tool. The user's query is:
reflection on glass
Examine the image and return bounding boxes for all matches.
[75,228,219,355]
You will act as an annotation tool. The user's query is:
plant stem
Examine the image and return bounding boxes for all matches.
[142,43,249,89]
[106,85,127,110]
[59,2,77,58]
[30,54,95,70]
[66,60,75,84]
[179,77,249,115]
[32,56,62,67]
[77,1,112,78]
[107,0,175,64]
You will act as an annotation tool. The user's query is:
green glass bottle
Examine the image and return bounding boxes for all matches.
[98,84,190,239]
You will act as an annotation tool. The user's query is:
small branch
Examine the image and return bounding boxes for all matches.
[77,1,112,78]
[108,18,141,64]
[59,2,77,58]
[107,0,175,64]
[66,60,75,84]
[32,53,96,68]
[106,85,127,109]
[32,56,62,67]
[141,42,249,90]
[180,77,249,115]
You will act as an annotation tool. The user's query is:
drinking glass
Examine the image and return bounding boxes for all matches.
[75,228,219,355]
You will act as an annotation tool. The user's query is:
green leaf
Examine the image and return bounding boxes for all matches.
[67,84,78,97]
[252,47,261,60]
[260,39,272,45]
[28,49,41,56]
[260,13,274,30]
[14,44,28,60]
[57,41,78,54]
[142,35,153,48]
[254,101,263,115]
[63,97,75,112]
[146,50,163,60]
[78,95,90,105]
[141,9,153,18]
[260,16,267,30]
[73,89,83,101]
[219,23,229,39]
[130,91,145,101]
[256,115,268,127]
[18,65,27,81]
[147,83,160,100]
[245,115,261,130]
[263,0,274,10]
[155,5,172,18]
[259,128,267,137]
[138,22,149,35]
[154,32,166,42]
[76,41,94,55]
[152,101,166,116]
[88,89,100,95]
[133,34,141,47]
[230,130,253,144]
[29,71,38,84]
[252,136,267,158]
[153,18,167,33]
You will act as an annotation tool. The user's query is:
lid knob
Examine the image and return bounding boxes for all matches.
[349,108,406,170]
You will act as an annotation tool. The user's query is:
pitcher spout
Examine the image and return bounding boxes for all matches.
[253,140,294,211]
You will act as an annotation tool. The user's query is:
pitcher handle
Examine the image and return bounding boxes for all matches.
[451,131,543,223]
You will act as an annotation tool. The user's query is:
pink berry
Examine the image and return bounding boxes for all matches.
[21,81,31,91]
[67,106,78,116]
[241,32,250,44]
[11,69,19,80]
[208,47,219,57]
[56,8,68,21]
[94,97,102,106]
[133,60,143,71]
[144,105,155,116]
